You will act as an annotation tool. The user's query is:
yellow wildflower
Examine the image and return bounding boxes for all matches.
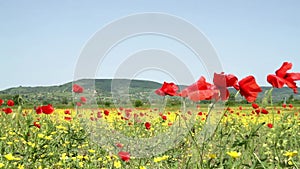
[0,163,4,168]
[4,153,21,161]
[79,161,84,168]
[114,160,121,168]
[17,164,24,169]
[208,154,217,159]
[227,151,241,159]
[61,153,68,160]
[27,142,35,148]
[56,125,67,130]
[88,149,96,153]
[77,155,84,160]
[83,155,89,160]
[283,151,298,158]
[44,135,52,140]
[38,133,44,138]
[154,155,169,163]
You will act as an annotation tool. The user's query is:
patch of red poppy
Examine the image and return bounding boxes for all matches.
[238,76,262,103]
[261,108,269,114]
[282,104,287,108]
[2,108,13,114]
[0,99,3,106]
[80,96,87,103]
[252,103,259,109]
[64,116,72,121]
[179,76,215,98]
[7,100,14,107]
[118,151,130,162]
[73,84,84,93]
[33,121,41,128]
[35,106,43,114]
[64,110,71,115]
[116,143,123,148]
[267,123,273,128]
[41,104,54,114]
[155,82,179,96]
[213,72,239,100]
[267,62,300,93]
[104,110,109,116]
[145,122,151,130]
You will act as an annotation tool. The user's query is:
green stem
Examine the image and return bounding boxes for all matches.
[253,152,266,169]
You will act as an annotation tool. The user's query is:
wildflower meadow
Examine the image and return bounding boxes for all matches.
[0,62,299,168]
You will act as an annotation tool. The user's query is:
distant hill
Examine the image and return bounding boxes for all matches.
[0,79,299,106]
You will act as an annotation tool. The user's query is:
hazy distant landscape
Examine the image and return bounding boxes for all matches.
[0,79,299,108]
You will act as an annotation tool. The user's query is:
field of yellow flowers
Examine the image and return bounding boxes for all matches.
[1,62,300,168]
[0,102,299,168]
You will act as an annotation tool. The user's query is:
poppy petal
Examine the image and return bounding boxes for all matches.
[267,74,285,88]
[275,62,292,78]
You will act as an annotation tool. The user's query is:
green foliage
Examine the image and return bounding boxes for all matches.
[104,101,111,107]
[134,100,143,107]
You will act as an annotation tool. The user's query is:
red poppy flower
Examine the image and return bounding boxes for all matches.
[76,102,82,106]
[0,99,3,106]
[162,115,167,121]
[252,103,259,109]
[238,76,262,103]
[155,82,179,96]
[116,143,123,148]
[64,110,71,115]
[118,151,130,162]
[179,76,213,97]
[35,106,43,114]
[213,72,239,89]
[187,89,219,101]
[267,62,300,93]
[80,96,87,103]
[289,104,293,108]
[64,116,72,121]
[2,108,13,114]
[33,121,41,128]
[267,123,273,128]
[282,104,287,108]
[7,100,14,107]
[261,108,269,114]
[104,110,109,116]
[213,72,239,100]
[41,104,54,114]
[145,122,151,130]
[73,84,84,93]
[179,76,219,101]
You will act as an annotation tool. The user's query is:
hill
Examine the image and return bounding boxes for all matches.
[0,79,299,107]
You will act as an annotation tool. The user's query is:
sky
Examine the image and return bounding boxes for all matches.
[0,0,300,90]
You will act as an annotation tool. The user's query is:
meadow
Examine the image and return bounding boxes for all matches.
[0,62,299,168]
[0,102,299,168]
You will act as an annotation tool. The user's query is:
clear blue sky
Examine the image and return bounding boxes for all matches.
[0,0,300,90]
